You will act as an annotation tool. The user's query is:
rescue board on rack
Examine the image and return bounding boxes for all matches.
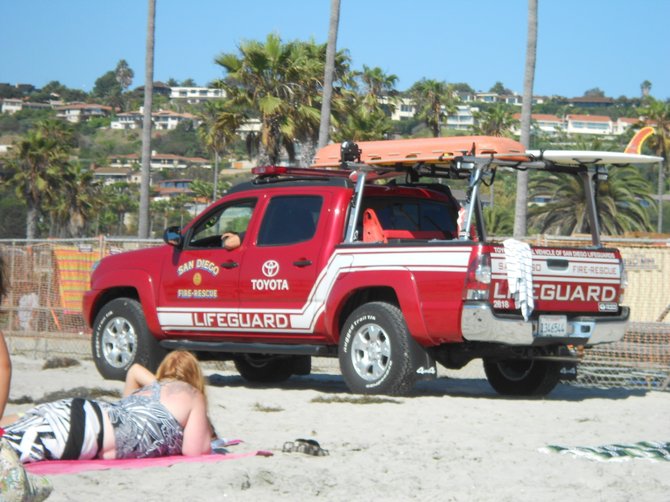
[312,136,529,168]
[526,150,663,166]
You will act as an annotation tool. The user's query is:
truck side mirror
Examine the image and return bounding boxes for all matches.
[163,226,183,247]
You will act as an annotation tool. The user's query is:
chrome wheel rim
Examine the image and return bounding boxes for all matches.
[350,322,391,382]
[101,316,137,368]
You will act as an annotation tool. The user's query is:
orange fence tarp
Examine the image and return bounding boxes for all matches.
[53,246,98,313]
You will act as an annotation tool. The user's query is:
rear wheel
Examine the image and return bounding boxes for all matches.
[483,359,561,396]
[234,354,296,383]
[92,298,165,381]
[339,302,415,395]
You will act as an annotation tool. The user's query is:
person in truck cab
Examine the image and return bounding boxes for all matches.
[221,231,244,250]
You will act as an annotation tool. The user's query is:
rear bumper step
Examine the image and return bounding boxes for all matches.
[460,303,629,345]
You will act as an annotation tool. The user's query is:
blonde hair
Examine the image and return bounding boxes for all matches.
[155,350,206,395]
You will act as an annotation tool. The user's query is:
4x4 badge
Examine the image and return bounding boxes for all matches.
[262,260,280,278]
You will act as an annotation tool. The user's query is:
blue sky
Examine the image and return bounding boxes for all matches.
[2,0,669,99]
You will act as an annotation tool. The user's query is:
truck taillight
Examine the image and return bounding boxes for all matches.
[463,251,491,301]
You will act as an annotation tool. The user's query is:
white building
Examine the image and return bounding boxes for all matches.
[55,103,112,123]
[614,117,639,135]
[509,113,638,138]
[566,114,613,135]
[110,109,199,131]
[388,97,415,121]
[446,105,478,130]
[511,113,564,136]
[92,166,134,185]
[1,98,52,115]
[169,86,224,104]
[1,98,23,114]
[109,152,211,170]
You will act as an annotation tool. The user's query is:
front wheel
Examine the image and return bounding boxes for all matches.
[339,302,415,395]
[92,298,165,381]
[483,359,561,396]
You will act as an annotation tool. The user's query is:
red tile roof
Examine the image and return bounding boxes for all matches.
[567,114,611,122]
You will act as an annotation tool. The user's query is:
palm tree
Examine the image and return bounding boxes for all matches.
[280,40,329,165]
[114,59,135,112]
[197,101,244,200]
[514,0,538,238]
[138,0,156,238]
[408,79,457,137]
[189,178,214,203]
[46,162,100,237]
[318,0,341,150]
[99,182,139,236]
[637,98,670,232]
[215,35,311,164]
[358,65,398,113]
[473,104,518,136]
[167,194,192,227]
[484,206,514,236]
[216,35,351,165]
[331,89,393,142]
[640,80,652,97]
[3,119,74,239]
[528,166,653,235]
[149,198,171,235]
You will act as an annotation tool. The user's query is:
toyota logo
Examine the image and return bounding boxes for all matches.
[262,260,280,278]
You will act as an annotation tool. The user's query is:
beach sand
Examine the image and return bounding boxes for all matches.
[4,354,669,501]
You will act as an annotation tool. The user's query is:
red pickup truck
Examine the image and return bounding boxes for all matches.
[83,136,658,396]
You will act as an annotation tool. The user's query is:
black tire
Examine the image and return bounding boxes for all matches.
[234,354,294,383]
[483,359,562,396]
[339,302,415,395]
[291,355,312,376]
[92,298,165,381]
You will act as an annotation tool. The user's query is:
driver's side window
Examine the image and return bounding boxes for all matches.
[188,199,256,248]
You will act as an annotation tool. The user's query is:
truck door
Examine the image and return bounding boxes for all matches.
[157,198,256,333]
[237,194,326,333]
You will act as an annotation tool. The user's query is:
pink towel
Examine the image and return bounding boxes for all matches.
[24,450,273,476]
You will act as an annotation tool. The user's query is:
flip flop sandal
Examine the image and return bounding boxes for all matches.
[283,439,329,456]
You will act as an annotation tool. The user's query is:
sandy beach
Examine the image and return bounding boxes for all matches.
[4,354,669,502]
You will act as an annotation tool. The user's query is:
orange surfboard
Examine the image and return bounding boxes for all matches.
[312,136,529,168]
[624,126,655,154]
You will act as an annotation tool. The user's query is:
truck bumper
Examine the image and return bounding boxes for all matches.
[460,303,629,346]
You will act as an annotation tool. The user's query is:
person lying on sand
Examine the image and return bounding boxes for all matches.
[0,350,214,463]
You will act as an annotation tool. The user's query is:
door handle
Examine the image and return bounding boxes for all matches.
[220,261,239,269]
[293,259,312,268]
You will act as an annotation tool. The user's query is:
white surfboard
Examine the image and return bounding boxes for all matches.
[527,150,663,166]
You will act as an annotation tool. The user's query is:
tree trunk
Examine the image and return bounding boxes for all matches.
[513,0,538,238]
[25,205,37,240]
[317,0,341,150]
[300,138,317,167]
[658,148,667,233]
[212,151,220,202]
[138,0,156,238]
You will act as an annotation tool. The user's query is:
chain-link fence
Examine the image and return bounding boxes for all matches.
[1,236,668,391]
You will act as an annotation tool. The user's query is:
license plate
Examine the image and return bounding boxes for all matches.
[538,315,568,337]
